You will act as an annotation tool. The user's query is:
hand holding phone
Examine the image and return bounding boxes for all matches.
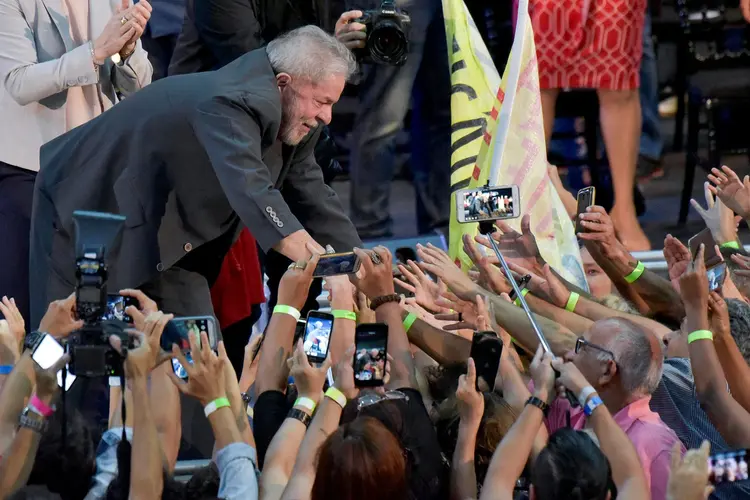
[164,316,218,380]
[303,311,334,364]
[469,332,502,392]
[354,323,388,387]
[575,187,596,234]
[688,229,726,291]
[31,334,76,391]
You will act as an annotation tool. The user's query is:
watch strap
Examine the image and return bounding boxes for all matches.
[19,411,47,434]
[525,396,550,416]
[287,408,312,428]
[23,330,46,353]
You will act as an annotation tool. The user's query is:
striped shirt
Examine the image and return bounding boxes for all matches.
[651,357,750,500]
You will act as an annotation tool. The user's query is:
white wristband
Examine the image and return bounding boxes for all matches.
[578,386,597,408]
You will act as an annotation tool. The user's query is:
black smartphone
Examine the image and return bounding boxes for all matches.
[508,274,532,302]
[688,228,726,291]
[709,449,749,484]
[101,294,138,323]
[575,187,596,234]
[470,332,503,392]
[312,252,361,278]
[304,311,334,364]
[354,323,388,387]
[294,320,307,344]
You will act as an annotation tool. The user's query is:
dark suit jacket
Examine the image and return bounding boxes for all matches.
[168,0,343,75]
[29,48,361,324]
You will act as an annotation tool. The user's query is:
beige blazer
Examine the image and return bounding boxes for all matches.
[0,0,153,171]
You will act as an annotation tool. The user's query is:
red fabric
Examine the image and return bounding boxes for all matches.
[210,228,265,329]
[521,0,645,90]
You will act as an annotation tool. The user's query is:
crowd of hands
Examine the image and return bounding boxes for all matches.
[2,164,750,498]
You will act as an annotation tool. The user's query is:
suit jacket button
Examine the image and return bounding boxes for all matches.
[156,263,164,272]
[265,206,273,213]
[277,221,284,228]
[184,243,193,252]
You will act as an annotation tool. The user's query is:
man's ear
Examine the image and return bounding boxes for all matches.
[276,72,292,90]
[597,358,617,387]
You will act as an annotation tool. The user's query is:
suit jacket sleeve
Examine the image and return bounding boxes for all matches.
[281,130,362,252]
[0,0,99,106]
[191,93,306,252]
[193,0,264,68]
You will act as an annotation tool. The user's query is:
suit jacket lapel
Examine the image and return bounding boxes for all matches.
[41,0,74,50]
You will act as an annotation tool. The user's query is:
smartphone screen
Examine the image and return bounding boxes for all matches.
[161,316,217,353]
[457,185,520,223]
[707,263,728,291]
[354,323,388,387]
[312,253,361,278]
[709,449,749,484]
[470,332,503,392]
[508,274,531,302]
[32,334,76,390]
[688,228,723,268]
[304,311,333,364]
[575,187,596,234]
[101,294,138,323]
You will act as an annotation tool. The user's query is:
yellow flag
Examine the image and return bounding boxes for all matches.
[445,0,586,288]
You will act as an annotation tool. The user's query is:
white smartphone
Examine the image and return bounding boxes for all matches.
[456,185,521,223]
[31,334,76,391]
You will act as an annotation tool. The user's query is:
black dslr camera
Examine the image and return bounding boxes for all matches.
[355,1,411,66]
[67,210,133,378]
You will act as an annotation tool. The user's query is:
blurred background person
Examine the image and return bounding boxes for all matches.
[0,0,152,327]
[141,0,186,80]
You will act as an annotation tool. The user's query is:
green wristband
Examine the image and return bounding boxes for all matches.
[721,241,740,250]
[403,313,418,333]
[332,309,357,321]
[687,330,713,344]
[273,305,301,321]
[513,288,529,306]
[204,397,231,418]
[624,261,645,284]
[565,292,580,312]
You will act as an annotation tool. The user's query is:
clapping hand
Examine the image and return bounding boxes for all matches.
[708,165,750,221]
[118,0,152,58]
[0,297,24,362]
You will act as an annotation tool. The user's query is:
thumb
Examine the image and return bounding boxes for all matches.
[119,0,129,12]
[466,357,477,386]
[521,214,532,235]
[744,175,750,190]
[550,357,564,371]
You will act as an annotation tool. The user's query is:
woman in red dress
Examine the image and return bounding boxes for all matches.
[528,0,650,250]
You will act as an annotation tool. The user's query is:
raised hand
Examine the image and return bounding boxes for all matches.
[109,311,173,379]
[32,353,71,402]
[667,441,713,500]
[435,292,484,331]
[416,243,477,301]
[168,331,226,406]
[118,0,152,58]
[691,182,738,245]
[463,234,511,295]
[577,206,628,261]
[456,358,484,429]
[277,244,321,310]
[335,10,367,50]
[663,235,691,291]
[678,245,709,310]
[475,215,543,274]
[353,246,395,299]
[0,297,24,360]
[530,346,556,402]
[707,291,730,338]
[287,339,331,402]
[730,253,750,278]
[38,293,84,339]
[394,260,448,313]
[707,165,750,220]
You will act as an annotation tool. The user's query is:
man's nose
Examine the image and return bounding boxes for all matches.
[318,106,332,125]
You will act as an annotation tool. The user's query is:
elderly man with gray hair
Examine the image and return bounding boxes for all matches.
[30,25,362,327]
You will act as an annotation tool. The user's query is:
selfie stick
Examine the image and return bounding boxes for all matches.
[477,219,579,407]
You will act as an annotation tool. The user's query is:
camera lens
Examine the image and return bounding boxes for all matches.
[369,21,407,64]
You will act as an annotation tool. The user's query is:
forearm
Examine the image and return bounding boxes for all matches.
[714,333,750,413]
[486,295,576,356]
[480,404,545,499]
[377,303,417,388]
[329,296,356,365]
[112,45,153,95]
[0,355,34,452]
[402,311,471,364]
[0,428,42,496]
[583,243,652,314]
[256,313,298,394]
[148,365,181,470]
[221,362,254,449]
[525,294,593,335]
[575,296,671,338]
[451,423,479,500]
[208,406,244,450]
[259,406,310,499]
[130,377,164,499]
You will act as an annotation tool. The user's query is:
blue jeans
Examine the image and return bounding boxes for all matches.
[348,0,451,237]
[639,9,662,161]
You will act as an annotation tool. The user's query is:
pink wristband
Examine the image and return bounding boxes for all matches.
[29,394,54,418]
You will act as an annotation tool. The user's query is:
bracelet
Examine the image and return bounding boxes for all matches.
[525,396,550,415]
[688,330,714,344]
[565,292,580,312]
[203,397,231,418]
[577,386,597,408]
[325,387,347,409]
[29,394,55,418]
[294,397,316,413]
[0,365,13,375]
[370,294,401,311]
[583,395,604,417]
[332,309,357,321]
[403,312,418,333]
[287,408,312,428]
[273,305,301,321]
[513,288,529,306]
[720,241,740,250]
[623,261,645,284]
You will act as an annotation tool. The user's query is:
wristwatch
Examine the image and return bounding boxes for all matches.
[23,330,45,353]
[240,392,251,405]
[19,407,48,434]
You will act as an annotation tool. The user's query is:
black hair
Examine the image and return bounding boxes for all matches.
[26,409,95,500]
[531,428,614,500]
[184,462,221,499]
[7,485,63,499]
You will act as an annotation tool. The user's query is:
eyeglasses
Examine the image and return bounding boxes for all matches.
[575,337,616,361]
[356,390,409,412]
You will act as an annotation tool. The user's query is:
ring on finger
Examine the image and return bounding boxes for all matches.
[370,252,382,265]
[120,16,128,25]
[458,312,463,322]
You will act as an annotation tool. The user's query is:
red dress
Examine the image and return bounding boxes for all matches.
[524,0,646,90]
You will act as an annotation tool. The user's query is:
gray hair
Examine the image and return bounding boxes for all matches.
[727,298,750,365]
[594,318,663,398]
[266,25,358,83]
[599,294,639,315]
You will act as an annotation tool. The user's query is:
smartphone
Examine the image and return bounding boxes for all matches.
[303,311,334,364]
[101,294,138,323]
[161,316,218,353]
[575,187,596,234]
[508,274,532,302]
[709,449,749,484]
[354,323,388,387]
[470,332,503,392]
[312,252,361,278]
[294,320,307,344]
[688,229,723,268]
[31,334,76,391]
[707,262,728,292]
[456,185,521,223]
